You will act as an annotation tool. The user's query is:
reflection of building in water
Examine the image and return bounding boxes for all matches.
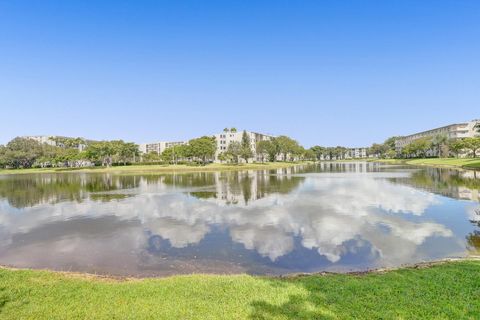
[215,171,259,205]
[315,161,378,173]
[458,187,479,202]
[394,167,480,202]
[212,167,305,205]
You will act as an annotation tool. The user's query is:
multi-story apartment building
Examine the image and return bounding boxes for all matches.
[395,119,480,154]
[22,135,89,151]
[214,129,275,162]
[138,141,187,155]
[345,147,368,159]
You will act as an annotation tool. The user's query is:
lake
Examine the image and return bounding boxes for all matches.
[0,162,479,277]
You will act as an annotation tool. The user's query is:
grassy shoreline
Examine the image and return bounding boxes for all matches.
[370,158,480,170]
[1,260,479,319]
[0,161,312,176]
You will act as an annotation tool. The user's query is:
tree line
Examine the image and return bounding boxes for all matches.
[364,134,480,159]
[142,136,217,165]
[0,137,140,169]
[399,136,480,159]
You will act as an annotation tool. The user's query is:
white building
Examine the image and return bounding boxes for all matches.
[214,129,275,162]
[395,119,480,154]
[22,135,88,151]
[22,135,57,146]
[345,147,368,159]
[138,141,187,155]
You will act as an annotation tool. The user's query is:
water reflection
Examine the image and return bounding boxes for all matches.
[0,163,479,276]
[391,167,480,202]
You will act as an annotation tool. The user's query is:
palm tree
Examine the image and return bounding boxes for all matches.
[432,134,448,157]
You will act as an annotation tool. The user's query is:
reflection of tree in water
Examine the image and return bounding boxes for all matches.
[393,168,480,202]
[387,167,480,255]
[161,172,216,188]
[467,231,480,254]
[467,207,480,254]
[0,175,84,208]
[0,174,140,208]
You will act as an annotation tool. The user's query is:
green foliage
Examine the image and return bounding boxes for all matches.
[448,139,466,157]
[309,146,325,160]
[85,140,139,166]
[369,143,388,158]
[50,137,86,149]
[161,144,192,163]
[464,137,480,158]
[256,139,279,162]
[188,136,216,164]
[143,151,162,162]
[302,149,316,160]
[367,136,402,158]
[401,138,432,158]
[0,261,479,319]
[275,136,301,161]
[240,130,253,162]
[226,141,242,163]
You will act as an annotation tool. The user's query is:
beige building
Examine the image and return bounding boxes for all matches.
[395,119,480,154]
[214,129,275,162]
[22,135,88,151]
[138,141,187,155]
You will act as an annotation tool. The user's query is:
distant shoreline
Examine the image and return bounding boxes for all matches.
[368,158,480,171]
[0,161,314,175]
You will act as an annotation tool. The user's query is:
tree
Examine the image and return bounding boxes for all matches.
[3,137,44,168]
[369,143,387,158]
[217,152,230,163]
[408,138,432,158]
[335,146,348,160]
[432,134,448,157]
[303,149,316,161]
[118,142,139,165]
[309,146,325,161]
[383,136,400,152]
[226,141,242,163]
[189,136,216,164]
[448,139,465,158]
[275,136,300,161]
[0,145,6,168]
[385,149,397,159]
[240,130,253,162]
[85,141,116,166]
[143,151,162,162]
[464,137,480,158]
[51,137,86,149]
[230,127,237,133]
[256,139,279,162]
[161,147,175,163]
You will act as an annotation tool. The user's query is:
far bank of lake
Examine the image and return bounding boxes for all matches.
[370,157,480,170]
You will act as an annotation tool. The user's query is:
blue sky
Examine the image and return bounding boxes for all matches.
[1,1,479,147]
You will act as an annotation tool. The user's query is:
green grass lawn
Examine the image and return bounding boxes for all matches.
[371,158,480,169]
[1,261,479,319]
[406,158,480,169]
[0,162,310,176]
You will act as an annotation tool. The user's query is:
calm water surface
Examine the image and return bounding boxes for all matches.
[0,162,479,276]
